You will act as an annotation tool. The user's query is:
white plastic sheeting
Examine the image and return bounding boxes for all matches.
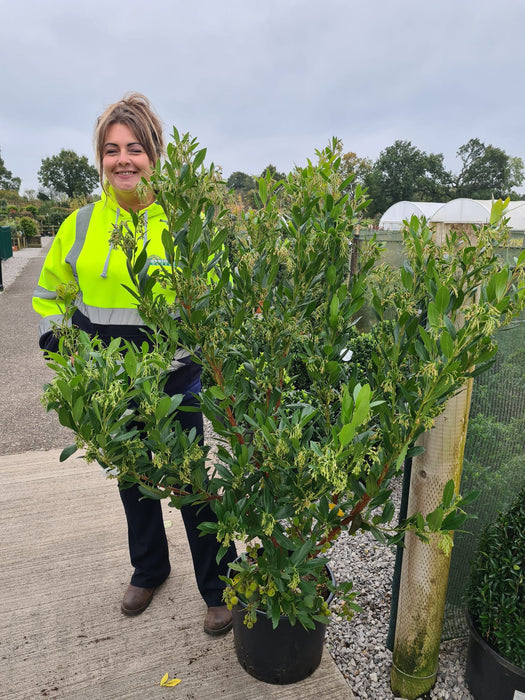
[379,198,525,231]
[503,200,525,230]
[379,201,444,230]
[430,199,492,224]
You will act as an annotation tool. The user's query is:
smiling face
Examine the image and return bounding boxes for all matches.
[102,123,154,208]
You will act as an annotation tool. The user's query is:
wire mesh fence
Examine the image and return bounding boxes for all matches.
[442,311,525,639]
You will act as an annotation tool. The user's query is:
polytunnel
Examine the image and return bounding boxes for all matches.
[378,201,444,230]
[429,199,493,224]
[379,198,525,231]
[429,199,525,232]
[505,200,525,230]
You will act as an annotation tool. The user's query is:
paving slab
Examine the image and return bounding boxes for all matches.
[0,449,355,699]
[0,241,355,698]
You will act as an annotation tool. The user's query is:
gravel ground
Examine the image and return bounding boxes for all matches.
[325,478,473,699]
[4,241,473,699]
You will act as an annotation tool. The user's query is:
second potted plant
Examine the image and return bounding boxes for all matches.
[465,487,525,699]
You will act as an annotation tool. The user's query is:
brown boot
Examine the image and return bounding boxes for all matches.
[121,584,155,616]
[203,605,233,636]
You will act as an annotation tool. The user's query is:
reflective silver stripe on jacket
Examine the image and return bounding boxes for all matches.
[33,284,57,300]
[65,203,96,281]
[75,295,144,326]
[38,315,68,336]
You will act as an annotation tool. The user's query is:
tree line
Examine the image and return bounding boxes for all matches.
[0,149,97,236]
[1,136,524,234]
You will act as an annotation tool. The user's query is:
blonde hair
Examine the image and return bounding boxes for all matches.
[94,92,165,189]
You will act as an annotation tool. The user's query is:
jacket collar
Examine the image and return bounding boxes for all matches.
[101,186,164,219]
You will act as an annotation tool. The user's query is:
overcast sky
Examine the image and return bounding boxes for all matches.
[1,0,524,194]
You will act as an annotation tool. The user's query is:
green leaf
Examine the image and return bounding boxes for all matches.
[326,264,337,286]
[456,489,480,508]
[155,396,172,421]
[442,479,455,508]
[440,330,454,358]
[57,407,74,429]
[290,539,313,565]
[329,294,339,328]
[193,147,207,170]
[60,444,77,462]
[107,337,123,356]
[427,506,444,532]
[407,444,425,458]
[133,247,148,275]
[381,501,395,523]
[489,197,508,225]
[258,177,267,205]
[352,384,371,425]
[414,340,429,361]
[188,215,202,245]
[138,484,164,500]
[427,301,440,328]
[55,379,72,403]
[72,396,84,423]
[418,326,433,354]
[161,229,175,263]
[123,350,137,378]
[365,473,379,497]
[494,269,509,301]
[435,286,450,314]
[400,266,413,291]
[209,385,227,400]
[443,315,457,340]
[339,423,356,447]
[441,511,467,531]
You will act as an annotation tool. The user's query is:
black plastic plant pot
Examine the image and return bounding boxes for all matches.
[465,611,525,700]
[230,561,335,685]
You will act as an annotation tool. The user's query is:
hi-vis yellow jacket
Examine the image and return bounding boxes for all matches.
[32,190,195,382]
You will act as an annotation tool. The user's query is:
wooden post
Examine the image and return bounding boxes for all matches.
[390,381,473,699]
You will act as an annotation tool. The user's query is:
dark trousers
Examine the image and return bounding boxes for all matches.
[119,376,237,606]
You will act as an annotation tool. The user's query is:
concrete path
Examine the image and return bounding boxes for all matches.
[0,242,355,698]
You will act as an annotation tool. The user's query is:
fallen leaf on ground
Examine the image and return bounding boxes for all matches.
[160,672,181,687]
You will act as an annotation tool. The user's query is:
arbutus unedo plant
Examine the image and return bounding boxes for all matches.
[43,130,525,631]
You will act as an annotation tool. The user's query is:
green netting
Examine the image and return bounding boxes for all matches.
[366,230,525,647]
[442,311,525,639]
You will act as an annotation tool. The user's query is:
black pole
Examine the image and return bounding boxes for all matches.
[0,252,3,292]
[386,457,413,650]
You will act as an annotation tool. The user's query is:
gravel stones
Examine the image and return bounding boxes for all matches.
[326,480,473,699]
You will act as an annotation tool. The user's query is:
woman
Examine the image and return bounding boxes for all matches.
[32,93,236,635]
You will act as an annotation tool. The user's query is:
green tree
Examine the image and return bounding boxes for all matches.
[227,171,257,208]
[18,216,39,237]
[227,171,255,194]
[341,151,372,186]
[455,138,524,199]
[38,149,99,198]
[259,164,286,182]
[365,140,453,216]
[0,149,21,191]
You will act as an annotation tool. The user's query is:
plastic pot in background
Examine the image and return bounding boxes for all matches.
[465,611,525,700]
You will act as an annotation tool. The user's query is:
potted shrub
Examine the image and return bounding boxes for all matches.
[42,132,525,684]
[465,488,525,699]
